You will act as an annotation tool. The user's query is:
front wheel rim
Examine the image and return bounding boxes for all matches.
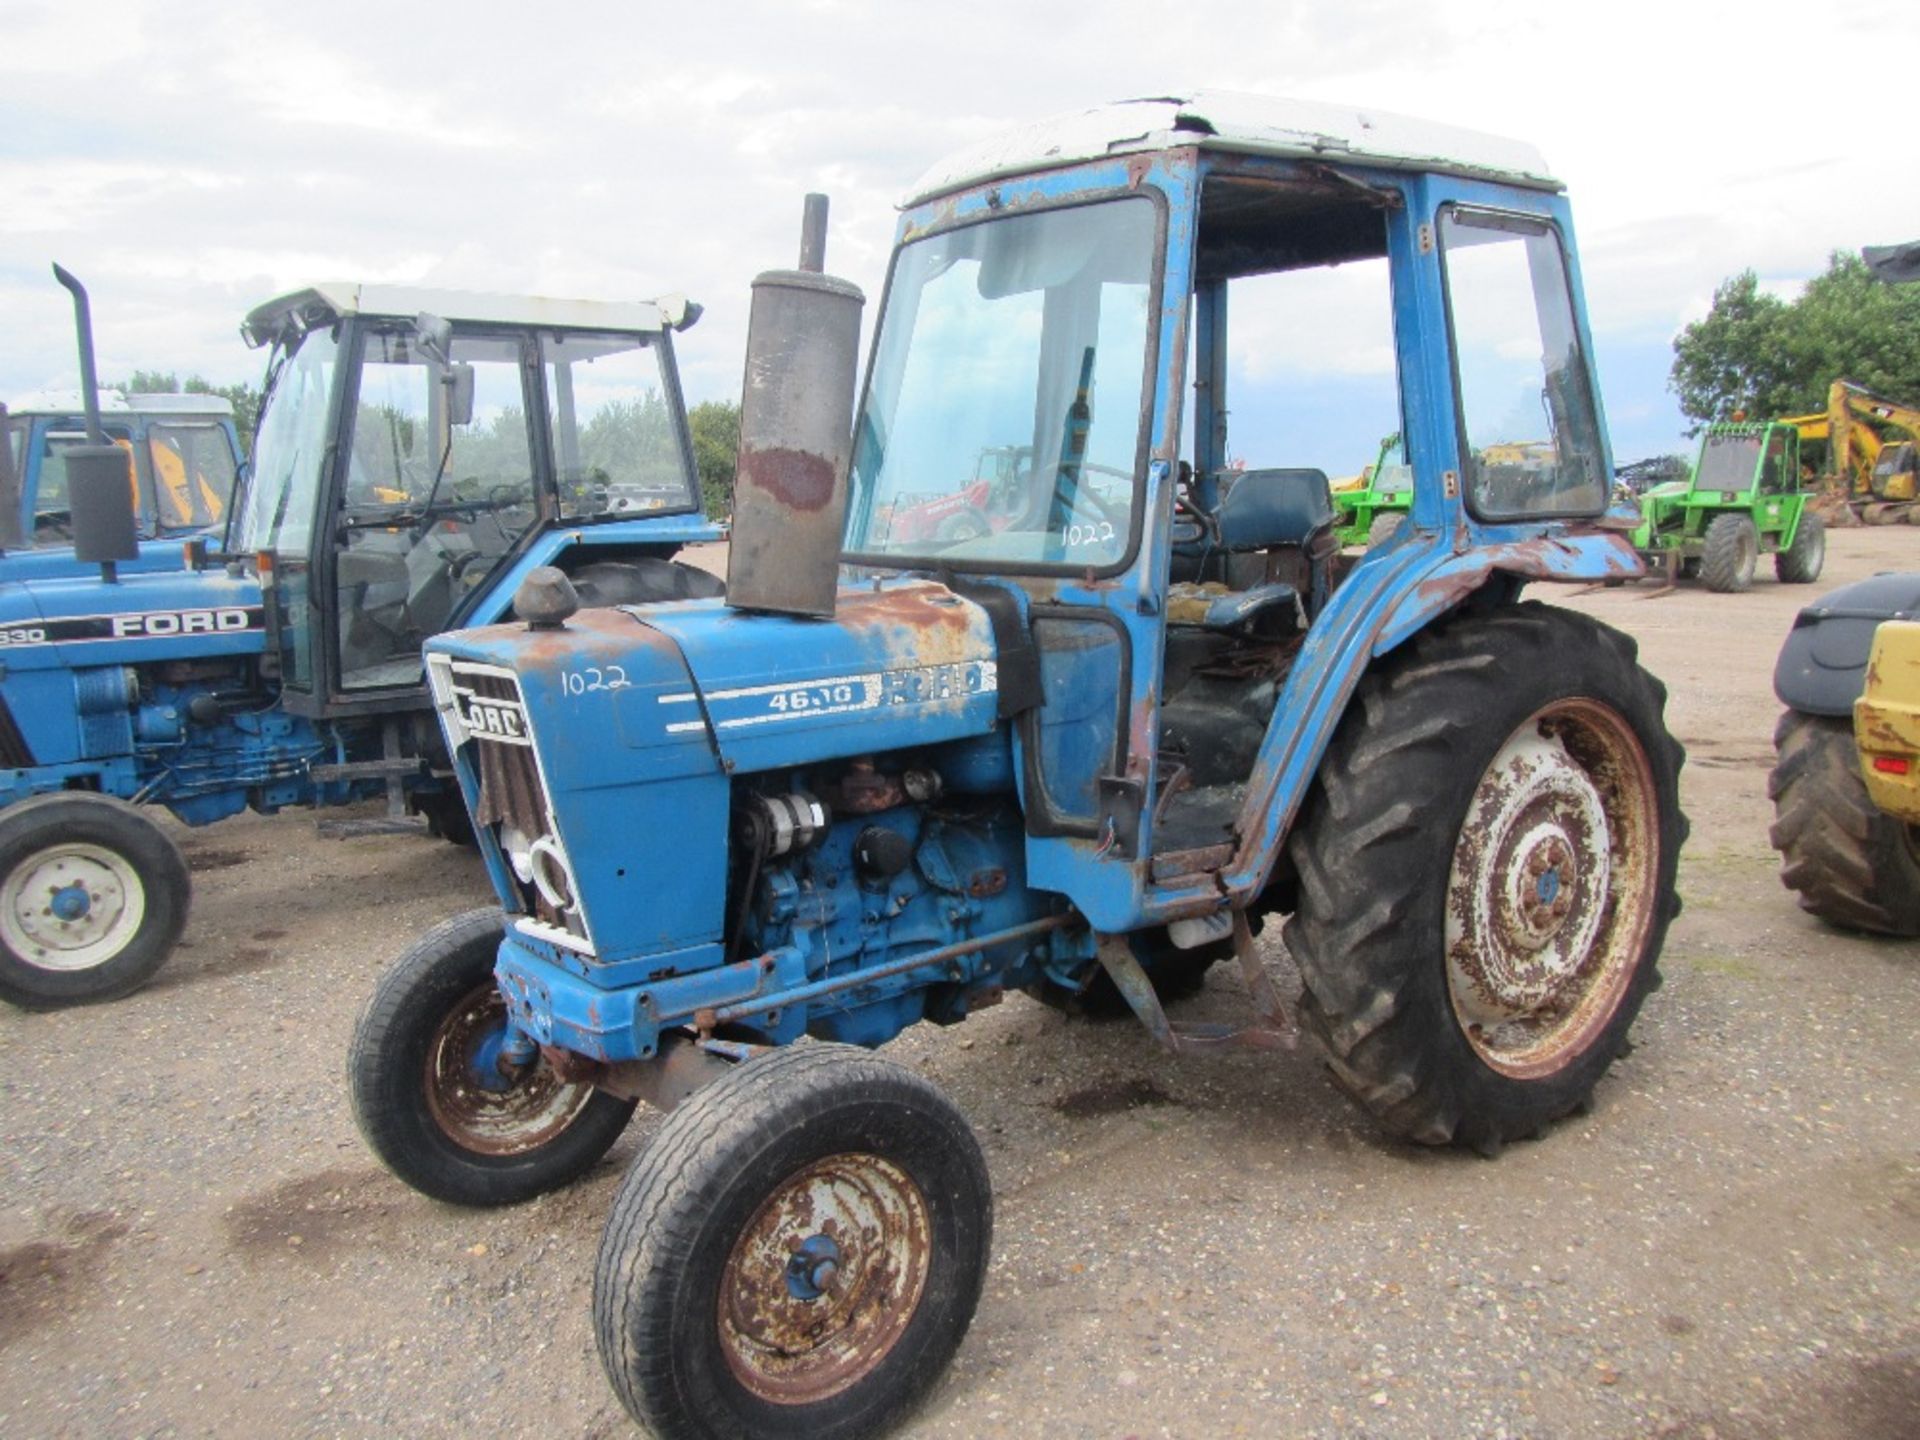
[422,983,595,1154]
[717,1152,932,1405]
[1,842,146,972]
[1445,700,1660,1079]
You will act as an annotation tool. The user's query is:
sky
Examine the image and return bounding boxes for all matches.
[2,0,1914,472]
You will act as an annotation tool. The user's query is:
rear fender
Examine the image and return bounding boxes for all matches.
[1149,525,1642,919]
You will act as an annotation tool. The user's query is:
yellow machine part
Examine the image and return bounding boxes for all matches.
[1855,620,1920,823]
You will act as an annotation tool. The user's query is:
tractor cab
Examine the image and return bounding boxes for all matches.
[0,390,240,578]
[839,93,1623,919]
[230,284,718,719]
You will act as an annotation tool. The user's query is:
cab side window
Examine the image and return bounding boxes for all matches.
[1440,209,1606,519]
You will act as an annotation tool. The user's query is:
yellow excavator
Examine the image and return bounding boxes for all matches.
[1779,379,1920,523]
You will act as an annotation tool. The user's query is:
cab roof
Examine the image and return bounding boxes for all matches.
[241,282,697,349]
[902,91,1560,206]
[5,389,235,419]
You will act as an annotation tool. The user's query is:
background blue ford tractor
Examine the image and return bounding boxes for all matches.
[0,268,242,583]
[351,94,1687,1440]
[0,276,722,1008]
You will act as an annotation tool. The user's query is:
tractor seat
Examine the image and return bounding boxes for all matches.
[1166,579,1302,639]
[1214,467,1335,550]
[1171,467,1337,615]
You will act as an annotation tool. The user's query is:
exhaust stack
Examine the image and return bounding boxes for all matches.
[52,264,138,581]
[724,194,865,618]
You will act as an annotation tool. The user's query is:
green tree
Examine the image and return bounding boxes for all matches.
[1671,253,1920,427]
[688,399,740,518]
[118,369,264,449]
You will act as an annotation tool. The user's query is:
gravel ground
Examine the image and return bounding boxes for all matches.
[1,530,1915,1439]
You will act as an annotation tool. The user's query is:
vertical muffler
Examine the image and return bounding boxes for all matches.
[725,194,865,618]
[52,264,138,580]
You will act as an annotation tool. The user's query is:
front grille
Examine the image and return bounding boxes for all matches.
[463,672,547,839]
[441,664,570,934]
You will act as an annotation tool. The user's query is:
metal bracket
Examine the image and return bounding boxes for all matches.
[591,1032,758,1110]
[1095,913,1296,1054]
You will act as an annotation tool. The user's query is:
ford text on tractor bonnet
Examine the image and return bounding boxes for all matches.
[352,94,1686,1440]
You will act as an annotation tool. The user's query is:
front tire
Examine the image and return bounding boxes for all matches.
[0,794,189,1010]
[595,1044,991,1440]
[1774,511,1826,584]
[1700,513,1758,592]
[1283,603,1685,1151]
[349,908,636,1205]
[1767,710,1920,936]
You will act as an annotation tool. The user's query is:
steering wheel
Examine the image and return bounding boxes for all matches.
[1054,461,1134,529]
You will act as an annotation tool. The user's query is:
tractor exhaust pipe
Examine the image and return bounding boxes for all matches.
[51,264,138,581]
[725,195,865,618]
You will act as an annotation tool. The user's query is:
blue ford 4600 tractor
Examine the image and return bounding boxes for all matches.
[352,94,1687,1440]
[0,280,721,1008]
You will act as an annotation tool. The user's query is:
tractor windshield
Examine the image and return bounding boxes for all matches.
[1692,432,1761,492]
[845,197,1158,571]
[231,328,341,555]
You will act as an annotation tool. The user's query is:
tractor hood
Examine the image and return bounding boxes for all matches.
[430,578,1004,784]
[0,566,266,673]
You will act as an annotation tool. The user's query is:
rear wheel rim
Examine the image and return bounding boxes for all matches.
[1,842,145,973]
[717,1152,932,1405]
[1445,700,1660,1079]
[422,983,595,1155]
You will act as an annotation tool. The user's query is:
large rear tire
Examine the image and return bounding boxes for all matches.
[1283,602,1686,1152]
[1700,513,1758,593]
[0,793,189,1010]
[1767,710,1920,937]
[349,908,637,1205]
[594,1044,991,1440]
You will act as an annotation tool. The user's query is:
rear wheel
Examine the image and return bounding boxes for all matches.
[1774,511,1826,584]
[1767,710,1920,937]
[0,794,189,1010]
[594,1044,991,1440]
[349,908,636,1205]
[1700,513,1758,592]
[1284,603,1685,1151]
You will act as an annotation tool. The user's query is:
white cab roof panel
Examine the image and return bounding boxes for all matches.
[242,283,695,348]
[904,91,1559,206]
[6,389,234,419]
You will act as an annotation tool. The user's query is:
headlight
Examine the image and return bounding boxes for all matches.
[499,824,537,885]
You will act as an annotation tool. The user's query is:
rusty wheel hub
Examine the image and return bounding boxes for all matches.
[422,983,595,1155]
[1446,701,1659,1079]
[718,1152,931,1405]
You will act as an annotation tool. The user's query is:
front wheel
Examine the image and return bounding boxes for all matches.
[1283,602,1686,1152]
[349,908,636,1205]
[1700,513,1758,592]
[0,794,190,1010]
[594,1044,991,1440]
